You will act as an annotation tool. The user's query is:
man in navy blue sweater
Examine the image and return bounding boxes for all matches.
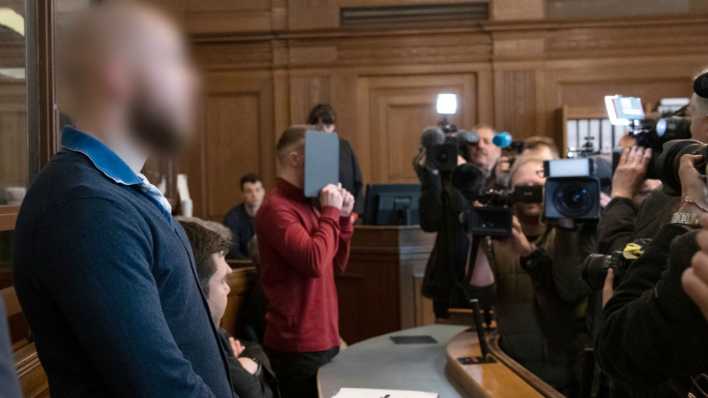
[13,2,233,397]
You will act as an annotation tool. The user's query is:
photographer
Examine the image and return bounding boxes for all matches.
[595,88,708,397]
[596,146,673,255]
[492,157,595,396]
[417,127,500,318]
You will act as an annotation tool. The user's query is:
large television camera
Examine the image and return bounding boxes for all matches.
[604,95,692,153]
[543,157,603,222]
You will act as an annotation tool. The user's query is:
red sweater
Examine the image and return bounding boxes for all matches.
[255,179,353,353]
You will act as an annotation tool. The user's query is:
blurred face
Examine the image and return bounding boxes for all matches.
[242,181,265,209]
[127,16,198,154]
[512,161,546,219]
[469,127,502,171]
[690,95,708,143]
[206,252,232,326]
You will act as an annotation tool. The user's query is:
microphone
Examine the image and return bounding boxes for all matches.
[694,72,708,99]
[420,126,445,150]
[492,131,512,149]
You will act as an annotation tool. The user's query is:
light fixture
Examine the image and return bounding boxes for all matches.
[436,93,458,115]
[0,8,24,36]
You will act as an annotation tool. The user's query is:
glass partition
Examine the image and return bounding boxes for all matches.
[0,1,28,207]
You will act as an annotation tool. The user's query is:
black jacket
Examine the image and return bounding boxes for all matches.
[339,138,365,215]
[597,224,708,397]
[418,165,473,315]
[218,329,278,398]
[224,204,256,259]
[597,190,679,255]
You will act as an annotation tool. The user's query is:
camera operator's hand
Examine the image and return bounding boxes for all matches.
[611,146,652,200]
[509,216,537,257]
[320,184,344,210]
[683,215,708,320]
[678,154,708,215]
[340,187,355,218]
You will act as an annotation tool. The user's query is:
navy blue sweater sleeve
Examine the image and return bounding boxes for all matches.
[43,197,217,398]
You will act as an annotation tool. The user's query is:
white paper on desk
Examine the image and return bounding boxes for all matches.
[332,388,437,398]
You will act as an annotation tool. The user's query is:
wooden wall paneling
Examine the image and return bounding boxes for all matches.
[490,0,544,21]
[359,73,479,183]
[288,71,333,125]
[541,56,708,139]
[493,69,540,139]
[190,71,275,220]
[288,0,339,31]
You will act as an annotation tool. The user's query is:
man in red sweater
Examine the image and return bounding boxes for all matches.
[256,125,355,397]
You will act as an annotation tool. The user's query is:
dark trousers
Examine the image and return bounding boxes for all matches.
[267,347,339,398]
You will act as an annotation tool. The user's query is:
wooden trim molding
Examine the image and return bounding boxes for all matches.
[446,329,564,398]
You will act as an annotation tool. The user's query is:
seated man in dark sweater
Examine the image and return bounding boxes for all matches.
[224,174,265,259]
[179,217,277,398]
[12,3,232,397]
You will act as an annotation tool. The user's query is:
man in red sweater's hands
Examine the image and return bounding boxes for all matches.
[256,126,355,398]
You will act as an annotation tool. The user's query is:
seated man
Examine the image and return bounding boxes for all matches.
[178,217,277,398]
[224,173,265,259]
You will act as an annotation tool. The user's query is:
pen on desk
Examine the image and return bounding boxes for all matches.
[382,395,390,398]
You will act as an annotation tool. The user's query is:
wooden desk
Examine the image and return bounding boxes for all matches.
[446,330,563,398]
[319,325,564,398]
[318,324,468,398]
[336,225,435,343]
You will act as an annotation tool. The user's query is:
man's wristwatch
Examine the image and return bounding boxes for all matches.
[670,211,702,228]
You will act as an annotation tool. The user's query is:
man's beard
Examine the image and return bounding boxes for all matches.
[128,96,188,155]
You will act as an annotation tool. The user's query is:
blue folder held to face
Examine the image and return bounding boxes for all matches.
[304,130,340,198]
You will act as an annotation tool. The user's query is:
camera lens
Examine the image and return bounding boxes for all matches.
[554,182,593,218]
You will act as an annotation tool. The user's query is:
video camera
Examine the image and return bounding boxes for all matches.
[425,129,481,172]
[543,158,602,221]
[605,95,692,152]
[459,185,544,238]
[449,162,543,238]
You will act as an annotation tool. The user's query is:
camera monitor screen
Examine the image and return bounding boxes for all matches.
[605,95,645,126]
[544,158,593,178]
[304,130,340,198]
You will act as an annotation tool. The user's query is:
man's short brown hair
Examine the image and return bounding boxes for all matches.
[177,217,232,294]
[276,125,308,164]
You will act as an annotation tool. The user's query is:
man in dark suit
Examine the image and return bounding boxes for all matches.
[13,3,233,397]
[307,104,365,218]
[0,301,21,398]
[224,173,265,259]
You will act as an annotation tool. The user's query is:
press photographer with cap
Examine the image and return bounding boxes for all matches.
[595,70,708,397]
